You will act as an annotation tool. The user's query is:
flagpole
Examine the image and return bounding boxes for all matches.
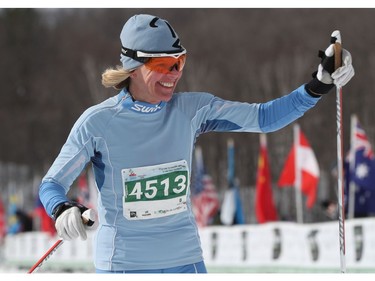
[227,138,235,188]
[220,139,236,225]
[348,114,357,219]
[294,124,303,224]
[195,146,203,175]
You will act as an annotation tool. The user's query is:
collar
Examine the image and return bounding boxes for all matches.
[121,89,166,114]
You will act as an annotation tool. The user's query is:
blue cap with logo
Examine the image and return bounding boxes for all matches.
[120,14,185,71]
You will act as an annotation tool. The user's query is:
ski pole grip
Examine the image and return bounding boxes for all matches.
[332,30,342,70]
[82,209,96,227]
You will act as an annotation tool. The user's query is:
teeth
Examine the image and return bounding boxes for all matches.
[159,82,174,88]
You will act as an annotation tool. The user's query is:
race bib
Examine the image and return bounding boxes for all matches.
[122,160,189,220]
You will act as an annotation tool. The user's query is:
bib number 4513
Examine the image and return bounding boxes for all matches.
[125,172,188,202]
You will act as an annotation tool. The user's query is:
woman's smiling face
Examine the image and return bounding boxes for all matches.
[128,65,183,104]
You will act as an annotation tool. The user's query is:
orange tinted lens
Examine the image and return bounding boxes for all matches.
[145,55,186,74]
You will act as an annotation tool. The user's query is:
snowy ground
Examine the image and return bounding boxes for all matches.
[1,263,375,281]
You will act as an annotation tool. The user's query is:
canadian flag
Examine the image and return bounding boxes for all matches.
[278,124,320,208]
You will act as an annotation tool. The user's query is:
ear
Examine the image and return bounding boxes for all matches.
[130,71,137,78]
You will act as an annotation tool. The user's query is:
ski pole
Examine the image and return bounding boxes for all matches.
[332,30,346,273]
[28,239,64,273]
[28,208,95,273]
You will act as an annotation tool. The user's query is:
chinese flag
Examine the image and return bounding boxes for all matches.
[278,126,319,208]
[0,195,6,240]
[255,134,278,223]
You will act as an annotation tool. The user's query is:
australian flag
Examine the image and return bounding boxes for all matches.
[344,116,375,217]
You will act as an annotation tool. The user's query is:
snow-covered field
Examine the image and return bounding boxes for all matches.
[1,262,375,281]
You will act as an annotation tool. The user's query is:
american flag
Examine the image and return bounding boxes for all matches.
[191,146,219,227]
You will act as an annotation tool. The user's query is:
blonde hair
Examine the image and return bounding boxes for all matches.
[101,66,132,90]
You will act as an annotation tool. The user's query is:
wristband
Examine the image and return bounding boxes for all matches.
[306,78,334,96]
[52,201,88,221]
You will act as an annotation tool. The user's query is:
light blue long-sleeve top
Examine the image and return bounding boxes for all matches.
[39,84,320,270]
